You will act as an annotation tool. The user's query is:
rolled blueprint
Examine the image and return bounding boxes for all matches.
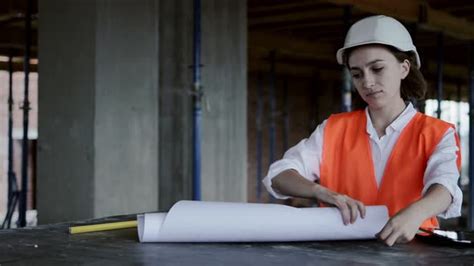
[138,200,389,243]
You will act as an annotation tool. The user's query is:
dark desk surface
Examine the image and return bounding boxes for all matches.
[1,215,474,265]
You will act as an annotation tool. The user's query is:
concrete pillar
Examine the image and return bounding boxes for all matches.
[157,0,193,209]
[38,0,159,223]
[201,0,247,202]
[94,1,159,217]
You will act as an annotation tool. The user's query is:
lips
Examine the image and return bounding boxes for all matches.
[366,90,382,97]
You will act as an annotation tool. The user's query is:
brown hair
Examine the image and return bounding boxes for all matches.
[343,45,427,109]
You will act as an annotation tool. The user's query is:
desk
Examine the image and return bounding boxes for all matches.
[1,215,473,265]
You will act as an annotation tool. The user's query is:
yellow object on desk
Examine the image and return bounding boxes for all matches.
[69,220,138,234]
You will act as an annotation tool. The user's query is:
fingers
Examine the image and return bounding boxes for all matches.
[376,223,392,241]
[335,199,351,225]
[376,222,412,246]
[356,201,366,219]
[377,207,423,246]
[349,201,359,224]
[385,230,401,247]
[317,189,366,226]
[379,230,410,246]
[334,195,365,225]
[376,224,397,246]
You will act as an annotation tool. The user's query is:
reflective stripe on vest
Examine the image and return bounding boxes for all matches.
[320,110,461,229]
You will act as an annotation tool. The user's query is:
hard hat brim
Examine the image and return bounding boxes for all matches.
[336,41,421,69]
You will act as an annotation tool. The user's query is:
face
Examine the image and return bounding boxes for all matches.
[347,45,410,110]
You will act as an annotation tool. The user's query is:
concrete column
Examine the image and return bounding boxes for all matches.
[38,0,159,223]
[38,0,97,223]
[157,0,193,209]
[94,0,159,217]
[201,0,247,202]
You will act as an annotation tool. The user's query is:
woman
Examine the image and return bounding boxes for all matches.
[262,15,462,246]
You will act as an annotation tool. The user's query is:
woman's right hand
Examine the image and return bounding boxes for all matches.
[312,184,366,225]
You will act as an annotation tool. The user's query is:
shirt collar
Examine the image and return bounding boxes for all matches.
[365,102,417,136]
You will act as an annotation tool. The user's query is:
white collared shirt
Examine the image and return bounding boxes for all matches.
[262,103,462,218]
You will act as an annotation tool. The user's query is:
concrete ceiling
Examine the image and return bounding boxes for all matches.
[0,0,38,71]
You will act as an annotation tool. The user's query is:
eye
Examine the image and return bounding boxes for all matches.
[372,67,384,73]
[351,72,361,79]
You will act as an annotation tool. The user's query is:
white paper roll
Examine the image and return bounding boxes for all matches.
[138,200,389,243]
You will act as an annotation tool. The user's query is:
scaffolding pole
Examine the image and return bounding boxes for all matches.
[341,6,352,112]
[436,32,444,119]
[191,0,203,201]
[2,53,19,230]
[256,73,263,201]
[268,51,276,166]
[283,78,289,153]
[469,41,474,230]
[18,0,32,228]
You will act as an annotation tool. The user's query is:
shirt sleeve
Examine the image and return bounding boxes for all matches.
[262,120,326,199]
[422,127,463,219]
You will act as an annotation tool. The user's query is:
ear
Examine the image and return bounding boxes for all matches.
[400,59,410,79]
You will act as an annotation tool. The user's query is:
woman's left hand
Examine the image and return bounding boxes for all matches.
[375,206,425,246]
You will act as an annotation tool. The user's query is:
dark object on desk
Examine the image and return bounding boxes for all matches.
[416,229,474,247]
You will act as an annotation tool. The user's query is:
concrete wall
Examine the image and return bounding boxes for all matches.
[38,0,247,223]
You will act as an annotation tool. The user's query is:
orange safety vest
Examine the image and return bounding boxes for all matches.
[320,110,461,229]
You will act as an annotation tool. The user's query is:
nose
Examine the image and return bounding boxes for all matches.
[362,73,375,89]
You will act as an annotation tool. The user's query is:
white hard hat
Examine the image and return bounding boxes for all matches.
[336,15,421,68]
